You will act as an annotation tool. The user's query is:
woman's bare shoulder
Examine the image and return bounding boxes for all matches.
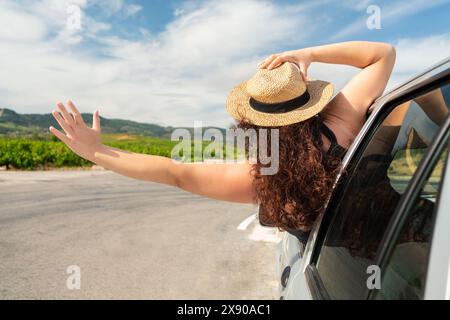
[320,92,363,149]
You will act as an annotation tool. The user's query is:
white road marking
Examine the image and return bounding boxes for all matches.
[248,224,282,244]
[237,214,257,231]
[237,213,282,243]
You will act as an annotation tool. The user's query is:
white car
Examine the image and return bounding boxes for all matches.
[275,56,450,300]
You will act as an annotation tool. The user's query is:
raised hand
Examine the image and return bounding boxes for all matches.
[258,49,312,80]
[49,101,103,162]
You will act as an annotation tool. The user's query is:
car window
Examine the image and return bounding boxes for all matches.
[315,83,450,300]
[376,145,448,300]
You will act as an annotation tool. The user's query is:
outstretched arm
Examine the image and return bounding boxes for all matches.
[50,101,255,204]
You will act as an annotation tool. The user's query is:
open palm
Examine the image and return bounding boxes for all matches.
[49,101,103,162]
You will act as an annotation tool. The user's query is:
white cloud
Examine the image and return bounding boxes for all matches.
[338,0,372,12]
[0,0,449,129]
[173,8,185,17]
[94,0,124,16]
[90,0,141,17]
[310,64,359,94]
[7,0,111,44]
[0,4,47,41]
[388,34,450,89]
[333,0,450,39]
[0,0,313,127]
[124,4,142,17]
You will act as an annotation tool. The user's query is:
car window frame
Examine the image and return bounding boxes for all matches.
[369,123,450,300]
[423,140,450,299]
[304,69,450,300]
[300,61,450,274]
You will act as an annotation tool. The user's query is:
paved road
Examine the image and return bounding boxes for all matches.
[0,170,280,299]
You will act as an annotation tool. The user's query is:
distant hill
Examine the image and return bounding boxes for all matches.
[0,108,225,139]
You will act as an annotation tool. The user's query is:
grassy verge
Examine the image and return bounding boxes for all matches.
[0,133,239,170]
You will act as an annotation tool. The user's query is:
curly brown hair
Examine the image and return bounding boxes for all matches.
[238,116,343,232]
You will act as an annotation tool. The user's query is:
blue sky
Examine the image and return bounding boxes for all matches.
[87,0,450,45]
[0,0,449,127]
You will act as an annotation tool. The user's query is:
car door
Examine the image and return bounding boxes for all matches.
[372,137,449,299]
[283,58,450,300]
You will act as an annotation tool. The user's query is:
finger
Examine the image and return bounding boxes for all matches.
[93,110,101,132]
[67,100,85,126]
[299,63,308,81]
[258,57,271,68]
[260,55,277,69]
[52,110,74,137]
[267,56,285,70]
[259,54,278,69]
[56,102,76,127]
[49,126,72,145]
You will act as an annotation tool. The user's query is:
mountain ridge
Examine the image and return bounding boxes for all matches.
[0,108,225,139]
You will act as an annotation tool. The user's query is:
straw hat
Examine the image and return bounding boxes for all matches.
[226,62,334,127]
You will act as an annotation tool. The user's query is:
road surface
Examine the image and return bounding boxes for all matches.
[0,170,280,299]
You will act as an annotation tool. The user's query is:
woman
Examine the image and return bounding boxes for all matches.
[49,41,396,243]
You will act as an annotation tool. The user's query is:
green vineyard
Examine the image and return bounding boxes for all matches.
[0,134,239,170]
